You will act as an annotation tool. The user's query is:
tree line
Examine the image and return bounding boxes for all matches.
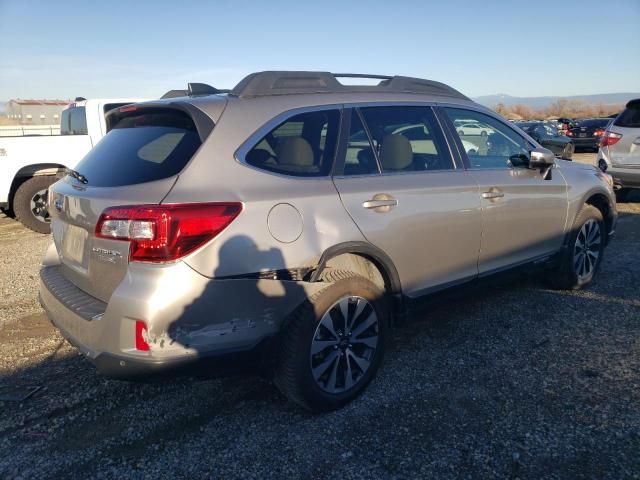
[493,99,624,120]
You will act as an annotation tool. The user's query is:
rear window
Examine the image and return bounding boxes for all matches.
[614,105,640,128]
[60,107,88,135]
[72,108,201,187]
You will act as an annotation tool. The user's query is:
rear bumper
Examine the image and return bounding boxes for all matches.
[49,313,267,379]
[39,256,325,379]
[571,137,599,149]
[609,165,640,189]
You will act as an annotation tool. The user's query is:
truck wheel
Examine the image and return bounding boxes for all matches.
[274,272,389,411]
[13,176,57,234]
[550,205,605,290]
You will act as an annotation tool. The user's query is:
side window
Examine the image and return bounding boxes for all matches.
[543,125,557,137]
[244,109,340,177]
[445,108,531,169]
[358,106,453,173]
[61,107,88,135]
[534,125,548,138]
[60,109,70,135]
[342,111,380,176]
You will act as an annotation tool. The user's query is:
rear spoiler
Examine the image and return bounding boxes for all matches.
[104,102,216,141]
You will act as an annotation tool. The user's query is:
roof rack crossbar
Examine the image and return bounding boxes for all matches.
[229,71,469,100]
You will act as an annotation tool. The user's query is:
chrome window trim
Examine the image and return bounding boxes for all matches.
[333,168,468,180]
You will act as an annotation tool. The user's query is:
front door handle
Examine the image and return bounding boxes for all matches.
[481,188,504,200]
[362,194,398,212]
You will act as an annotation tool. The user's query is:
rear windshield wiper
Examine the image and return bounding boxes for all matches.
[66,168,88,184]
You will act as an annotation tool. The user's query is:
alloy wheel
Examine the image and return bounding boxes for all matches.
[573,219,601,280]
[30,188,50,224]
[309,295,379,394]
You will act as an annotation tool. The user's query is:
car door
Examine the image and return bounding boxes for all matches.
[333,106,482,297]
[440,107,569,275]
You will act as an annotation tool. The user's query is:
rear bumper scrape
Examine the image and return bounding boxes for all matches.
[40,262,328,378]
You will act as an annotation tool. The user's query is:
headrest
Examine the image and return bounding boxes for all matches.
[380,134,413,171]
[276,137,315,167]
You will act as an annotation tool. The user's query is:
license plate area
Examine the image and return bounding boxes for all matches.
[579,133,587,138]
[62,224,89,265]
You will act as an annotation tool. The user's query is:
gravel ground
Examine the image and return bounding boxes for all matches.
[1,158,639,479]
[0,213,50,327]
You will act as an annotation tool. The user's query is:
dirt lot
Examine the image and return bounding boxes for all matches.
[1,154,639,479]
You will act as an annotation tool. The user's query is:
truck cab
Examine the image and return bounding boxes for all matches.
[0,98,147,233]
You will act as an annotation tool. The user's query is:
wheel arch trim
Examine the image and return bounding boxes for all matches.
[568,187,616,247]
[9,163,66,207]
[309,241,402,296]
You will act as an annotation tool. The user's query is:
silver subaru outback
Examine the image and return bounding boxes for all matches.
[40,72,617,411]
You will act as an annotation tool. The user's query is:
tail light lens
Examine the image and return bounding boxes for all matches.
[594,128,604,137]
[566,130,573,137]
[599,131,623,147]
[95,203,242,262]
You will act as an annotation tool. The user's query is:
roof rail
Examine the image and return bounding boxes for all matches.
[229,71,469,100]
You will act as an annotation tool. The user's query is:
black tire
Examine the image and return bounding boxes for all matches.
[550,205,605,290]
[13,176,56,234]
[274,271,389,412]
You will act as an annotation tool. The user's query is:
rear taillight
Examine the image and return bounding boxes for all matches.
[95,203,242,262]
[599,131,623,147]
[566,130,573,137]
[594,128,604,137]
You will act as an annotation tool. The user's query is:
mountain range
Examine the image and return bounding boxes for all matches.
[473,92,639,109]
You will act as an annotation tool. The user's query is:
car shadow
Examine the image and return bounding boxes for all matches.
[160,234,313,378]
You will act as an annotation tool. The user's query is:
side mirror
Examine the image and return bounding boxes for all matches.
[529,147,555,169]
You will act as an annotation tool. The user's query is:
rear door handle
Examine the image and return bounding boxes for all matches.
[481,188,504,199]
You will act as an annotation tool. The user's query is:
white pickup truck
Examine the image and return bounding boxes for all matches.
[0,98,146,232]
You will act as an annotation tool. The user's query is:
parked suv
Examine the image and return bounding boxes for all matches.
[597,99,640,200]
[40,72,617,411]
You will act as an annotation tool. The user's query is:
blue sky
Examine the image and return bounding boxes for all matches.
[1,0,638,100]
